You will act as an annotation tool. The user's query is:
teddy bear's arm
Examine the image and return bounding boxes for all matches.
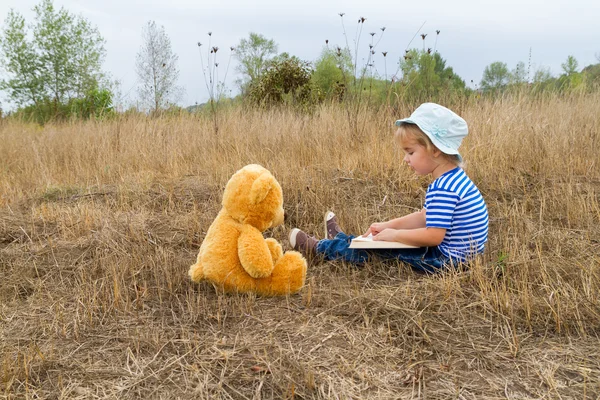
[265,238,283,263]
[238,225,275,279]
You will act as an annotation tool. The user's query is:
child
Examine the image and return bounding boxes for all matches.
[289,103,488,273]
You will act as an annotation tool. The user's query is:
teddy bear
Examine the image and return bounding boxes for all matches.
[188,164,307,296]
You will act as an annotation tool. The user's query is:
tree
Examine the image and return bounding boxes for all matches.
[397,50,466,103]
[0,0,106,108]
[480,61,510,92]
[558,55,583,91]
[0,10,43,107]
[135,21,182,113]
[561,55,579,76]
[582,63,600,90]
[533,67,553,83]
[527,66,556,94]
[311,47,352,100]
[399,49,439,97]
[509,61,527,85]
[432,53,466,91]
[67,87,113,119]
[234,33,277,91]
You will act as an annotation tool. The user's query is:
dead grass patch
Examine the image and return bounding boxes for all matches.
[1,94,599,398]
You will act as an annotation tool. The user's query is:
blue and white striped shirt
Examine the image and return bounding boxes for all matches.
[424,167,488,262]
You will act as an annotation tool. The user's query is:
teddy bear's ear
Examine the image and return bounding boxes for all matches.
[249,172,273,205]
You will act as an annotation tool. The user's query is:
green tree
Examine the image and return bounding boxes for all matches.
[558,55,582,91]
[135,21,182,113]
[0,10,43,106]
[68,87,113,119]
[400,50,439,97]
[311,47,352,100]
[234,33,277,91]
[530,66,556,94]
[533,67,553,83]
[509,61,527,85]
[480,61,510,92]
[397,50,466,103]
[561,55,579,76]
[582,63,600,90]
[432,53,466,91]
[0,0,106,114]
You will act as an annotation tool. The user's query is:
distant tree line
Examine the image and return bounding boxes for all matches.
[1,0,600,123]
[480,54,600,94]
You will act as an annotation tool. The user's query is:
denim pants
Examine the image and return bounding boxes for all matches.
[316,232,453,274]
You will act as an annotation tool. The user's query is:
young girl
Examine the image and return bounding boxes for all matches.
[289,103,488,273]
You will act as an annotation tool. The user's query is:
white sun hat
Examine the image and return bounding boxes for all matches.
[395,103,468,162]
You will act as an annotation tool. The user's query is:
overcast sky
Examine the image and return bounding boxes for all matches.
[1,0,599,109]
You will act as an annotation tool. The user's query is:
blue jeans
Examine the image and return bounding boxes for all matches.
[316,232,453,274]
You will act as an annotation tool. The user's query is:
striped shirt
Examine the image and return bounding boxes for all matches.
[424,167,488,262]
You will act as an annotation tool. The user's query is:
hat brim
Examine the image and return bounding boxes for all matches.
[395,119,462,162]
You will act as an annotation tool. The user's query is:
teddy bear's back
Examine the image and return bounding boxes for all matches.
[199,211,258,292]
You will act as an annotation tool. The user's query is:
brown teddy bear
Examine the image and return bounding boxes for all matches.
[188,164,307,296]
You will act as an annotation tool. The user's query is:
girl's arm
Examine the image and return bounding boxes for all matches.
[386,209,426,229]
[375,226,446,247]
[363,209,426,236]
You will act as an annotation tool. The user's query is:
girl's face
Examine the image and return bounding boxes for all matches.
[400,138,439,176]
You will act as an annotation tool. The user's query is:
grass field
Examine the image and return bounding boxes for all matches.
[1,94,599,399]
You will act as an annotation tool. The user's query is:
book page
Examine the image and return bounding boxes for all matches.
[349,233,418,249]
[352,233,375,242]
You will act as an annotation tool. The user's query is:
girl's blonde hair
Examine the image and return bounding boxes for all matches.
[395,123,461,166]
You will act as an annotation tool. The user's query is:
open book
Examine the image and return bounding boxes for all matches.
[349,234,418,249]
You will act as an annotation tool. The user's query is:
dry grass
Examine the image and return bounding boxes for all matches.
[1,94,599,399]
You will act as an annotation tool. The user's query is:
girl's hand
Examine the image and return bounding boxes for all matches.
[363,222,388,237]
[373,228,398,242]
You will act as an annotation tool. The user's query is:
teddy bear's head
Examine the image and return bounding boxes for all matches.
[222,164,285,232]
